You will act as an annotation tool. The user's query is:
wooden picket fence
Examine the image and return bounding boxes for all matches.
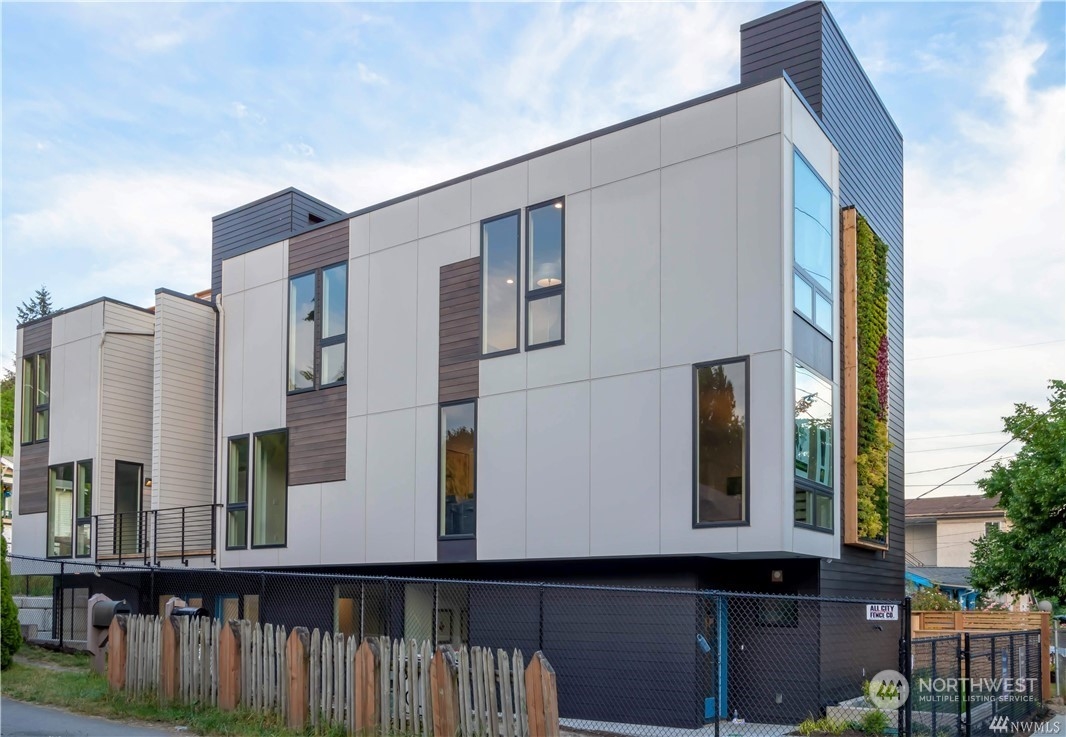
[107,615,558,736]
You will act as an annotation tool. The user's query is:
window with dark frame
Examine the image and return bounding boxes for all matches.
[287,263,347,392]
[794,361,835,531]
[251,430,288,548]
[47,463,73,558]
[793,151,834,336]
[481,212,520,356]
[21,352,50,443]
[693,358,748,526]
[226,436,249,549]
[526,199,565,349]
[75,460,92,558]
[439,401,476,538]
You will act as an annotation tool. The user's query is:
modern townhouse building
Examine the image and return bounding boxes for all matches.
[11,1,904,727]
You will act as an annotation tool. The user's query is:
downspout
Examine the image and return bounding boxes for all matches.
[214,295,225,570]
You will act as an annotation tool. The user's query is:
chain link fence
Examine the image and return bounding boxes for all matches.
[8,554,916,736]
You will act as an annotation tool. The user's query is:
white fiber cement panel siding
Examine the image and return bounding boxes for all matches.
[589,170,661,379]
[152,293,216,510]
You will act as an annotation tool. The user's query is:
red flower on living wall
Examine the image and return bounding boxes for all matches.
[876,334,889,421]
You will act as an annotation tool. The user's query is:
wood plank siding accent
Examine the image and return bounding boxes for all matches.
[18,319,52,514]
[438,257,480,403]
[18,441,49,514]
[287,385,346,485]
[286,218,350,485]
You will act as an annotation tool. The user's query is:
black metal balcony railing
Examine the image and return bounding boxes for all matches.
[93,504,218,565]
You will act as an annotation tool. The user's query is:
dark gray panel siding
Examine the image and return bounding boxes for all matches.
[288,218,349,276]
[22,319,52,356]
[740,2,904,601]
[741,2,824,113]
[212,189,345,299]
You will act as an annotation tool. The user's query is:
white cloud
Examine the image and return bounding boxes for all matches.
[134,31,186,54]
[903,3,1065,493]
[357,63,387,86]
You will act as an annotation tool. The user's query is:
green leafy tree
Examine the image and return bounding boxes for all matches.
[16,285,55,323]
[911,586,961,612]
[1,536,22,669]
[0,368,13,456]
[969,380,1066,602]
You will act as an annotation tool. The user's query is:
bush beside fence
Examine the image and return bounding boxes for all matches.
[106,614,558,737]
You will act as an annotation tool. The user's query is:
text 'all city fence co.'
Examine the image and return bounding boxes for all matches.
[867,604,900,621]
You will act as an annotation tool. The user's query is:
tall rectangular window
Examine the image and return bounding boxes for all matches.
[320,263,347,386]
[288,264,347,391]
[252,430,287,547]
[47,463,74,558]
[21,352,50,443]
[793,151,833,335]
[693,358,748,525]
[440,401,476,537]
[526,199,564,349]
[288,273,316,391]
[226,436,249,549]
[794,362,834,531]
[75,461,92,558]
[481,212,520,356]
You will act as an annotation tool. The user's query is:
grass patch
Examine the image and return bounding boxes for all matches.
[16,644,92,669]
[0,658,355,737]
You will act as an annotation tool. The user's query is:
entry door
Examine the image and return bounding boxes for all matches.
[114,461,143,554]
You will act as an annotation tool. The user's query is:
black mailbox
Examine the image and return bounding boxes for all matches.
[91,599,131,628]
[171,606,209,618]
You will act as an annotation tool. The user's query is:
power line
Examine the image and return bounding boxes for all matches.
[906,440,1018,454]
[906,430,1006,441]
[914,438,1017,498]
[904,483,980,487]
[907,339,1063,362]
[906,455,1014,475]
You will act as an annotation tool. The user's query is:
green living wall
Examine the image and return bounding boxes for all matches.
[855,214,890,542]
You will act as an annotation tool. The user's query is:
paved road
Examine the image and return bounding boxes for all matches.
[0,699,174,737]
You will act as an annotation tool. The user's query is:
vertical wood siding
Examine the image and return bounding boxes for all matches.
[16,320,52,514]
[152,293,217,509]
[438,257,480,403]
[286,218,350,485]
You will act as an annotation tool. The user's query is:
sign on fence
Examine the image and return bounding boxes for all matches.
[867,604,899,621]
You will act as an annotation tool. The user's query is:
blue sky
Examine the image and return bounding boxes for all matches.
[2,2,1064,497]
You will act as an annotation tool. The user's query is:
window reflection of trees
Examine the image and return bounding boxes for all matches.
[696,363,746,524]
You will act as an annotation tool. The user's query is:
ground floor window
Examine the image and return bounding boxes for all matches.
[439,402,476,538]
[226,436,249,549]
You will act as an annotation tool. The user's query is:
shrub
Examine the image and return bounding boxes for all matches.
[2,536,23,669]
[860,709,889,736]
[912,587,961,612]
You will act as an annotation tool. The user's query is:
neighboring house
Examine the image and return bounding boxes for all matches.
[905,494,1027,610]
[905,494,1005,568]
[12,1,905,726]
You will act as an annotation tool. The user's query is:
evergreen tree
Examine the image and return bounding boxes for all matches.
[1,536,22,669]
[16,286,55,323]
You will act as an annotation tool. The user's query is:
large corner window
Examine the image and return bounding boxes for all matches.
[21,352,49,443]
[226,436,249,549]
[75,461,92,558]
[439,401,476,538]
[47,463,73,558]
[481,212,520,356]
[252,430,287,548]
[288,263,347,392]
[693,358,748,526]
[793,152,834,336]
[794,362,834,531]
[526,199,564,349]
